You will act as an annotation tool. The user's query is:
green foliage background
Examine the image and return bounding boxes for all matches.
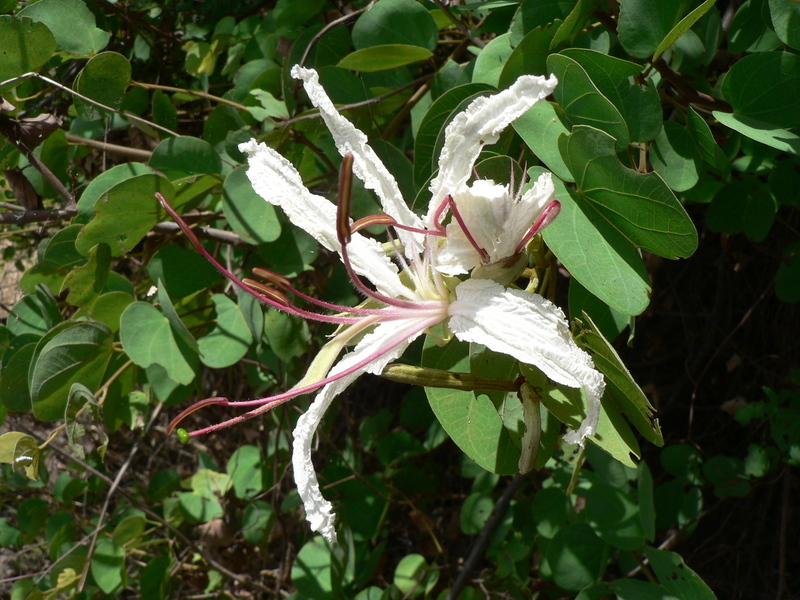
[0,0,799,598]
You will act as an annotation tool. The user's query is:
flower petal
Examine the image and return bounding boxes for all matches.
[239,139,415,300]
[448,278,604,445]
[292,317,434,542]
[291,66,423,255]
[426,74,558,225]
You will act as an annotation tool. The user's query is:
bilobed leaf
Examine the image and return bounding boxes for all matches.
[559,49,662,143]
[352,0,438,50]
[119,302,197,385]
[17,0,109,56]
[74,52,131,120]
[76,173,174,256]
[223,166,281,244]
[575,313,663,446]
[721,52,800,129]
[540,169,652,316]
[198,293,253,368]
[547,54,629,150]
[422,336,520,475]
[337,45,433,72]
[560,126,698,259]
[76,162,156,223]
[62,243,111,306]
[0,16,56,81]
[29,321,114,421]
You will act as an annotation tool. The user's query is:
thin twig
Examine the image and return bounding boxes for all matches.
[131,81,248,111]
[77,403,163,591]
[152,221,258,251]
[430,0,486,49]
[65,133,153,160]
[445,474,526,600]
[0,207,77,224]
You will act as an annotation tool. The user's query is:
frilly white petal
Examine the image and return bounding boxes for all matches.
[448,278,604,445]
[291,66,423,255]
[239,140,416,300]
[292,319,426,543]
[426,74,558,225]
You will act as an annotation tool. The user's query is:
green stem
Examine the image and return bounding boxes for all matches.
[380,363,519,392]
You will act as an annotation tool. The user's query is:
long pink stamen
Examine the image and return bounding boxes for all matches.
[180,314,445,436]
[156,193,362,325]
[446,195,490,262]
[514,200,561,255]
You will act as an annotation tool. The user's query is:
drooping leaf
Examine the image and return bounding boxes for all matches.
[652,0,718,62]
[559,126,698,259]
[198,293,253,368]
[337,45,433,72]
[0,431,39,480]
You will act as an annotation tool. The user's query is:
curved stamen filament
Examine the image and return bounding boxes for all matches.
[156,192,362,325]
[514,200,561,255]
[175,313,445,437]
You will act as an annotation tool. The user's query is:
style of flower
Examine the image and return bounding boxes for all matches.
[162,65,605,544]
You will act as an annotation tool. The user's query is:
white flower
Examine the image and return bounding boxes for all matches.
[230,66,604,543]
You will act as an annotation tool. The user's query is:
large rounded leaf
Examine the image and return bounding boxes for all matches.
[198,294,253,369]
[352,0,437,50]
[149,136,222,175]
[29,321,114,421]
[222,166,281,244]
[337,45,433,73]
[74,52,131,120]
[0,16,56,81]
[548,523,608,591]
[17,0,109,56]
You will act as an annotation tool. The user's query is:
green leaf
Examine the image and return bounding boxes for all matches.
[559,48,662,143]
[62,242,111,306]
[729,0,782,53]
[337,45,433,72]
[769,0,800,50]
[686,107,727,170]
[119,302,197,385]
[242,501,274,544]
[75,162,156,223]
[293,537,334,600]
[543,178,651,316]
[394,554,438,598]
[72,291,133,334]
[0,341,36,411]
[74,51,131,120]
[547,54,629,151]
[652,0,718,62]
[149,136,222,174]
[560,126,698,259]
[712,111,800,155]
[352,0,438,50]
[422,336,520,475]
[152,90,178,132]
[644,547,717,600]
[112,513,146,546]
[140,555,172,600]
[612,579,680,600]
[76,173,174,256]
[473,33,514,87]
[155,281,198,352]
[650,121,701,192]
[586,481,644,550]
[146,244,221,299]
[223,165,281,244]
[65,383,104,460]
[547,523,608,591]
[413,83,495,189]
[198,293,253,368]
[263,308,310,363]
[499,22,559,89]
[0,16,56,81]
[617,0,691,58]
[514,101,572,182]
[17,0,109,56]
[90,538,125,594]
[461,493,494,535]
[638,461,656,542]
[29,321,114,421]
[6,286,61,337]
[575,313,663,446]
[568,278,628,342]
[721,52,800,129]
[0,432,39,480]
[706,178,777,242]
[227,445,265,500]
